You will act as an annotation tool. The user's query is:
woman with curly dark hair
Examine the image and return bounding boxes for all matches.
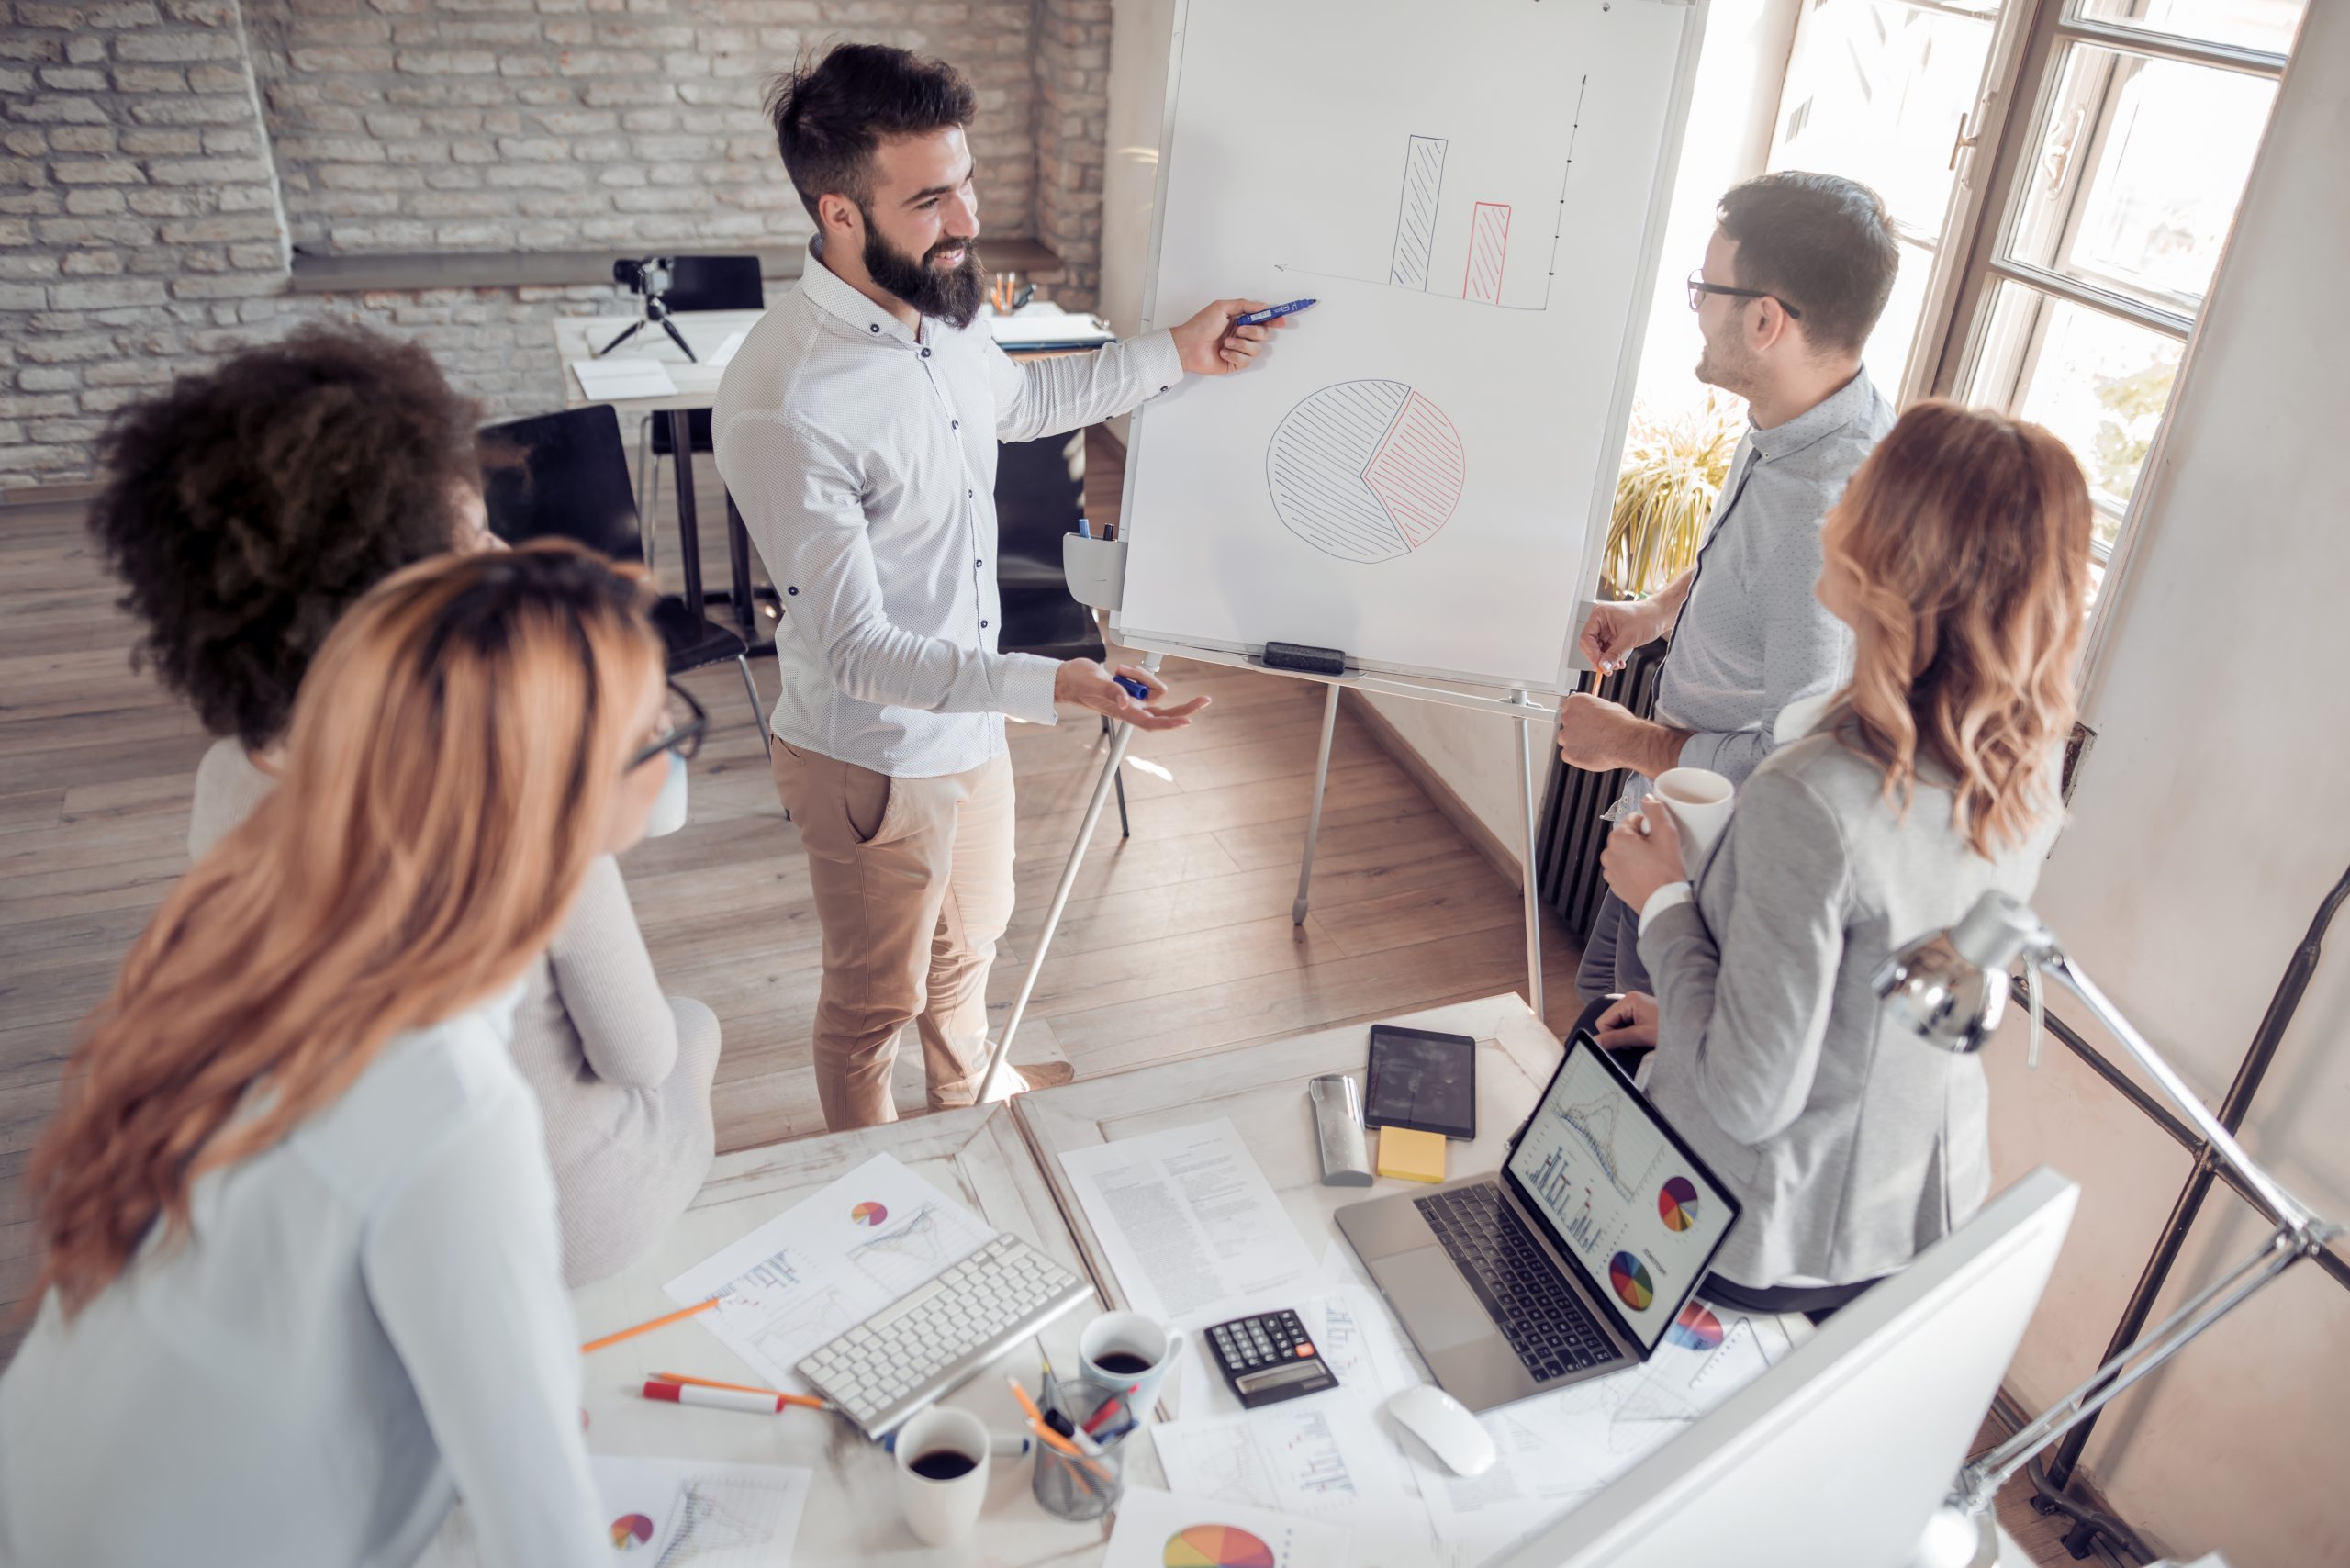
[90,325,722,1287]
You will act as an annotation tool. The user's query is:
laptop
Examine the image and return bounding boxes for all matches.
[1336,1030,1741,1412]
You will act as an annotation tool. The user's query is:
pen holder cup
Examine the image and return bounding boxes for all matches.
[1032,1430,1126,1521]
[1031,1383,1128,1521]
[1062,534,1127,613]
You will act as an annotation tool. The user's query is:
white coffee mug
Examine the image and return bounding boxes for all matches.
[892,1405,991,1547]
[1652,767,1735,878]
[643,752,688,838]
[1077,1310,1186,1416]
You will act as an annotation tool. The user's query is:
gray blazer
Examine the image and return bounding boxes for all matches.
[1637,729,2059,1290]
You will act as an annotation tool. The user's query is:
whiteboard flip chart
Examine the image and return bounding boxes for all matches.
[1115,0,1704,693]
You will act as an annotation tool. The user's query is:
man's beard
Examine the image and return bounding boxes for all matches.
[1695,320,1759,398]
[862,219,984,330]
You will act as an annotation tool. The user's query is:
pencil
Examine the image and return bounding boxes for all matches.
[651,1372,826,1409]
[579,1296,718,1355]
[1006,1376,1111,1481]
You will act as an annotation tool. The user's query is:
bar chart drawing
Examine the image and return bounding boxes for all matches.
[1274,76,1589,313]
[1462,202,1511,302]
[1389,135,1447,289]
[1266,380,1466,564]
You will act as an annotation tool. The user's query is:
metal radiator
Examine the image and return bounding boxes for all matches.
[1535,640,1667,941]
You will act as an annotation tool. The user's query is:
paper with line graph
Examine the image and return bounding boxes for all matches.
[1118,0,1699,690]
[662,1153,995,1392]
[417,1456,812,1567]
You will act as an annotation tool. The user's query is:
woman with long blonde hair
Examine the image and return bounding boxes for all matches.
[1599,401,2094,1316]
[1,544,677,1566]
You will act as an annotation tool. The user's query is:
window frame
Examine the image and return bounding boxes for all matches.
[1913,0,2300,694]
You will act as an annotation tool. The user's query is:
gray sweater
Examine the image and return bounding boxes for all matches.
[1636,729,2059,1290]
[187,740,721,1286]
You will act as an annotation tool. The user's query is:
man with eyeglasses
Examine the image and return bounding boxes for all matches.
[1555,173,1899,1044]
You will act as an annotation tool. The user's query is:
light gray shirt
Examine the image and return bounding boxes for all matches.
[1614,369,1894,817]
[1637,728,2061,1289]
[713,239,1186,778]
[0,989,606,1568]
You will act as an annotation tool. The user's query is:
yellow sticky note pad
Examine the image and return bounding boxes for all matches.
[1376,1126,1448,1184]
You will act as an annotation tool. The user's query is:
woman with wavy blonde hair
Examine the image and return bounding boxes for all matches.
[1599,401,2093,1317]
[1,543,677,1567]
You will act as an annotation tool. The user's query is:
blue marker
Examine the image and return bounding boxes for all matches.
[1113,675,1151,702]
[1077,515,1091,539]
[1231,297,1315,327]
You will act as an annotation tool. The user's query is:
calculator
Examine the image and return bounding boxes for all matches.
[1203,1309,1339,1408]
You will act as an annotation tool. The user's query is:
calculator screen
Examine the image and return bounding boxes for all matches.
[1237,1361,1326,1394]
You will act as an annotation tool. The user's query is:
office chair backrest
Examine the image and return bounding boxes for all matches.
[665,254,765,313]
[480,404,644,565]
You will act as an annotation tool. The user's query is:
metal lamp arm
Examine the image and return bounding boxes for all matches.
[2026,938,2322,1237]
[1951,1223,2303,1515]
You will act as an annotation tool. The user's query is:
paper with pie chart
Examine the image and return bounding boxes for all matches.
[1102,1486,1347,1568]
[661,1153,997,1393]
[416,1456,811,1567]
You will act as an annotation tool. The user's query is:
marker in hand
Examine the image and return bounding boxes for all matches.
[1113,675,1152,702]
[1231,298,1315,326]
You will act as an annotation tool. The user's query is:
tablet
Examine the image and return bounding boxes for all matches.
[1363,1025,1477,1140]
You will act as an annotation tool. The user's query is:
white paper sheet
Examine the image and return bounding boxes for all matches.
[416,1455,812,1567]
[1104,1486,1349,1568]
[1058,1119,1320,1326]
[569,356,677,401]
[662,1153,997,1392]
[708,329,748,367]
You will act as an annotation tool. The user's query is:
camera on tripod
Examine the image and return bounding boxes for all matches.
[598,256,695,362]
[612,256,673,297]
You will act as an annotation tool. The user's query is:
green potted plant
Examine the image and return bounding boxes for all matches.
[1599,391,1740,601]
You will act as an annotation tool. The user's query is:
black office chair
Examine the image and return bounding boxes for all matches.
[483,403,771,758]
[991,429,1128,837]
[638,253,766,552]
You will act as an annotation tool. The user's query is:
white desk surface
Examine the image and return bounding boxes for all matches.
[568,1100,1153,1565]
[552,309,761,414]
[1013,993,1562,1369]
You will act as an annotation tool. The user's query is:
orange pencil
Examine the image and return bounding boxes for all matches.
[1004,1375,1107,1475]
[652,1371,826,1409]
[579,1296,719,1355]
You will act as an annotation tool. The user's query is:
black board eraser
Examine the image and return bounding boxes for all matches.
[1262,641,1347,676]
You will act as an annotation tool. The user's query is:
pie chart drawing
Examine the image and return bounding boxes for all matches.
[1608,1250,1654,1313]
[609,1512,655,1550]
[1666,1300,1724,1351]
[848,1201,889,1227]
[1164,1522,1278,1567]
[1266,379,1465,564]
[1658,1175,1700,1232]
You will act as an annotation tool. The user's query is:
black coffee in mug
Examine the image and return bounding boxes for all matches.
[909,1449,978,1481]
[1094,1350,1154,1376]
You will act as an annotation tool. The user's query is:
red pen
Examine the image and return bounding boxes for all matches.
[641,1379,824,1416]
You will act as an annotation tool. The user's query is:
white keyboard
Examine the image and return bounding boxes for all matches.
[795,1232,1091,1437]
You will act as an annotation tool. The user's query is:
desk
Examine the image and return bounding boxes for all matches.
[1014,993,1562,1392]
[552,310,765,636]
[567,1101,1162,1564]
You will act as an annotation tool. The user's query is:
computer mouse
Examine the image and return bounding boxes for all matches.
[1385,1383,1497,1476]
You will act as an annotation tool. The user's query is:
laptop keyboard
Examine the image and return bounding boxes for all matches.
[1416,1183,1619,1383]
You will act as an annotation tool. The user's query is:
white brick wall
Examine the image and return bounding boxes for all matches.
[0,0,1110,485]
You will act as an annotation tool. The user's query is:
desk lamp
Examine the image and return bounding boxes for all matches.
[1873,891,2342,1568]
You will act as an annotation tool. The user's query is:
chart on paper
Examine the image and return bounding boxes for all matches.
[417,1456,812,1568]
[1267,381,1466,563]
[663,1153,997,1391]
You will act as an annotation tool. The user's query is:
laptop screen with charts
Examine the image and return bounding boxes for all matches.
[1501,1035,1740,1355]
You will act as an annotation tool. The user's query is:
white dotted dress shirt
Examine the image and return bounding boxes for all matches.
[713,240,1185,778]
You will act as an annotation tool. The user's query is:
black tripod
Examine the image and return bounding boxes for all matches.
[597,256,696,362]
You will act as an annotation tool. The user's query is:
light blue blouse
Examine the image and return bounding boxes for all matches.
[0,988,607,1567]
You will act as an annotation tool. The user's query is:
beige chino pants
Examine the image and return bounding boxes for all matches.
[769,740,1016,1131]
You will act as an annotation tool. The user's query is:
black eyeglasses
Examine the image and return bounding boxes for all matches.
[1686,268,1802,319]
[627,678,707,772]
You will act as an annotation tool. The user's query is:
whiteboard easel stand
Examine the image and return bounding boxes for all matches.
[974,555,1558,1103]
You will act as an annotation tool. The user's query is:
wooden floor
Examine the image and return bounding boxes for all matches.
[0,431,2114,1562]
